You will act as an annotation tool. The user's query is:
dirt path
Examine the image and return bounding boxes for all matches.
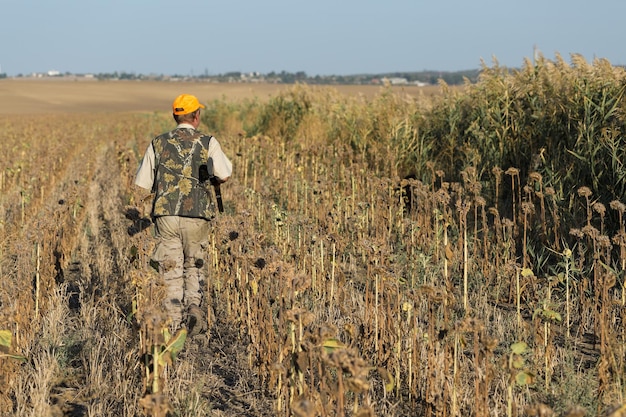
[95,122,275,416]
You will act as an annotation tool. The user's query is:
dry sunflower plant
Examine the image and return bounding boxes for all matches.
[2,55,626,417]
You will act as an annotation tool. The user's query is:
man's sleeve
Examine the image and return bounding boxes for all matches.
[208,139,233,181]
[134,143,156,190]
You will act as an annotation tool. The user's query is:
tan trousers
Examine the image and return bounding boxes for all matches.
[152,216,209,328]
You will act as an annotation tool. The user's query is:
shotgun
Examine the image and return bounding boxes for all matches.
[200,164,224,213]
[211,177,224,213]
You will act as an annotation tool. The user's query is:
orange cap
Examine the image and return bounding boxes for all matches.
[172,94,205,115]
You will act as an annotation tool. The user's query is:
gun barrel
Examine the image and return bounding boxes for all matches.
[214,183,224,213]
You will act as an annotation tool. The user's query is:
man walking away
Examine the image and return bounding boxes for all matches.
[135,93,232,335]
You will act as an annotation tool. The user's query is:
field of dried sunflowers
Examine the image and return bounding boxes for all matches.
[2,54,626,417]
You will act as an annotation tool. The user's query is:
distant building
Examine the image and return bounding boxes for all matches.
[387,77,408,85]
[381,77,429,87]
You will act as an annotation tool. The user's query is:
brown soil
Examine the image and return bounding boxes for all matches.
[0,78,437,114]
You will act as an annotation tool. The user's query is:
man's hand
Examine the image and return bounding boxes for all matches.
[210,176,229,186]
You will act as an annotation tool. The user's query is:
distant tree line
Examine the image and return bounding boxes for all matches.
[189,69,482,85]
[7,69,482,85]
[90,69,482,85]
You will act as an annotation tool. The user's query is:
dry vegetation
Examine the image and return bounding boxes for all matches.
[0,79,437,114]
[2,55,626,417]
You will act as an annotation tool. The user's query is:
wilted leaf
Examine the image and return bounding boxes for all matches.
[459,334,467,348]
[0,330,12,348]
[157,328,187,366]
[542,309,562,322]
[378,367,394,392]
[512,355,525,369]
[0,352,27,362]
[521,268,534,277]
[515,370,534,386]
[165,328,187,359]
[249,280,259,296]
[511,341,528,355]
[322,338,345,353]
[162,328,172,343]
[0,331,26,362]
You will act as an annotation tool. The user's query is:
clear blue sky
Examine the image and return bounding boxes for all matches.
[2,0,625,76]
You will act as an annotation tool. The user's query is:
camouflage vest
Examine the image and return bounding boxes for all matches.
[151,128,215,220]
